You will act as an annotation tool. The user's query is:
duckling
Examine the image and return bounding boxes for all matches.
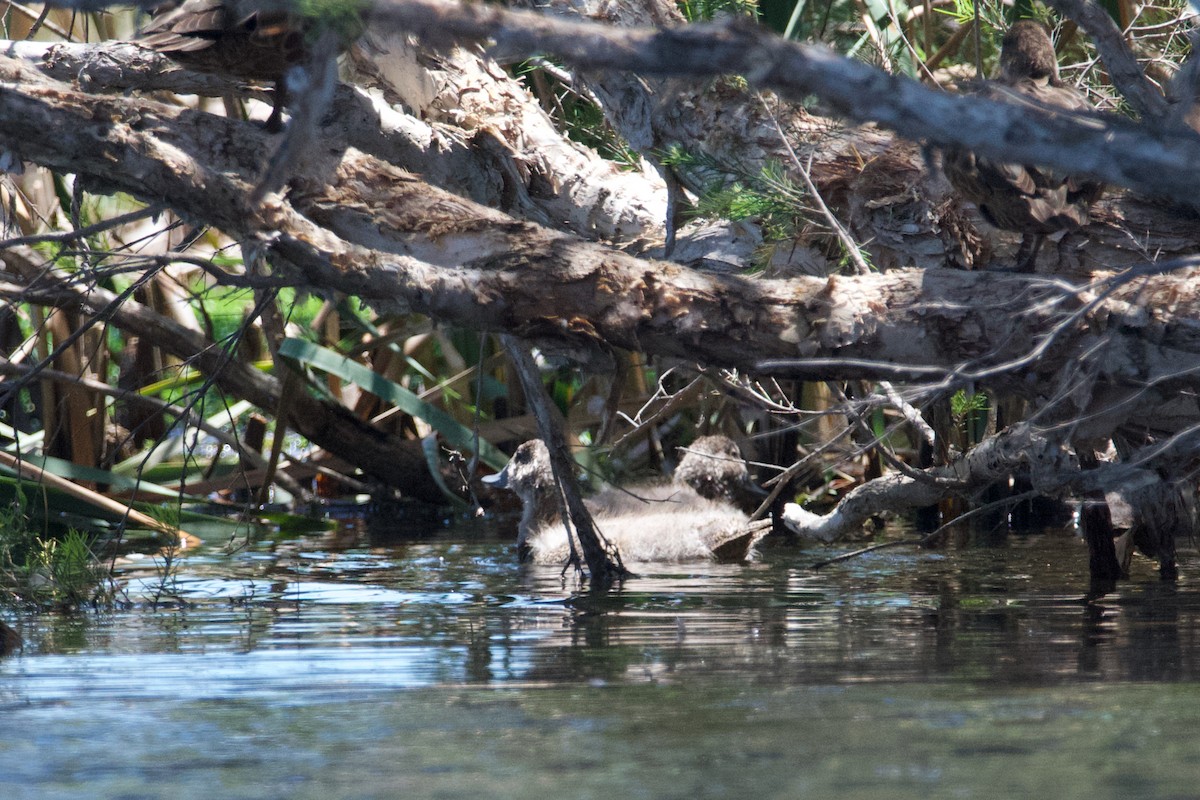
[942,21,1104,271]
[584,435,759,517]
[483,438,766,564]
[674,434,766,512]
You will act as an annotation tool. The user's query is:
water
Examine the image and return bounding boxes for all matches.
[2,525,1200,799]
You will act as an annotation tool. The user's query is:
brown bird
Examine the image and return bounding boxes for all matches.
[139,0,317,132]
[0,620,22,657]
[482,438,767,564]
[943,21,1104,271]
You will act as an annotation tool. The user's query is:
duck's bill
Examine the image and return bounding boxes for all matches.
[481,470,508,489]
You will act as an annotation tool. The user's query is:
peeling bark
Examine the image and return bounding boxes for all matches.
[5,51,1200,409]
[5,5,1200,565]
[351,30,669,244]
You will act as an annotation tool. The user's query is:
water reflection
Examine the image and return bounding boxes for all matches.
[6,531,1200,693]
[3,527,1200,798]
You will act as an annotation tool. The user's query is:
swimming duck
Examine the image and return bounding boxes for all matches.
[674,434,766,512]
[942,21,1104,271]
[483,438,767,565]
[0,620,21,657]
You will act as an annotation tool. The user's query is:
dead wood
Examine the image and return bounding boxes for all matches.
[4,51,1200,426]
[5,3,1200,564]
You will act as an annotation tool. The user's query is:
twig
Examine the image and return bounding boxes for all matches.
[925,16,972,74]
[0,203,166,249]
[809,535,926,568]
[0,449,202,548]
[499,334,629,584]
[1044,0,1168,120]
[758,93,871,275]
[879,380,935,448]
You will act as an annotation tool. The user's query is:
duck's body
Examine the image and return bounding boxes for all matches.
[140,0,309,82]
[484,438,766,565]
[943,21,1104,270]
[525,505,758,565]
[139,0,321,130]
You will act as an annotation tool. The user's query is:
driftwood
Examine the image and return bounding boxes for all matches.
[5,49,1200,379]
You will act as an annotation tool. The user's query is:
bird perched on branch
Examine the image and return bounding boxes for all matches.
[943,20,1104,272]
[139,0,366,132]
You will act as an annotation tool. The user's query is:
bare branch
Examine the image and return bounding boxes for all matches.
[1044,0,1169,120]
[782,422,1070,541]
[16,2,1200,203]
[350,0,1199,203]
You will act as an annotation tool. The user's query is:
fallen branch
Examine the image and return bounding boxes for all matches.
[0,449,202,548]
[782,422,1069,541]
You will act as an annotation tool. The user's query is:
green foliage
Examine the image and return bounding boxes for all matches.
[662,147,815,246]
[33,529,108,607]
[677,0,759,22]
[0,501,35,586]
[278,337,509,471]
[937,0,1010,30]
[950,389,988,444]
[0,501,110,608]
[510,60,642,169]
[838,244,875,272]
[296,0,372,42]
[558,90,643,169]
[950,389,987,420]
[194,283,325,347]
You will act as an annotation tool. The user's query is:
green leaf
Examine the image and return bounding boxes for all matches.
[0,449,202,501]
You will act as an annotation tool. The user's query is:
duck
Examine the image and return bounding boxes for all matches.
[139,0,362,132]
[0,620,22,657]
[942,20,1104,271]
[673,434,766,512]
[483,437,767,565]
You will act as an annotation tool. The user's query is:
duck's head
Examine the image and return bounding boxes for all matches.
[482,439,556,500]
[674,435,764,509]
[998,20,1059,86]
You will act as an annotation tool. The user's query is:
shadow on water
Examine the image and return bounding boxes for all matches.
[3,522,1200,799]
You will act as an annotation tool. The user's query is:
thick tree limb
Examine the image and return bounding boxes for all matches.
[782,422,1068,541]
[5,53,1200,398]
[358,0,1200,204]
[7,4,1200,563]
[782,420,1200,542]
[3,34,1191,279]
[6,36,669,245]
[22,2,1200,204]
[351,30,669,243]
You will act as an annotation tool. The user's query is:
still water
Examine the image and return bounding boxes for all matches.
[3,524,1200,799]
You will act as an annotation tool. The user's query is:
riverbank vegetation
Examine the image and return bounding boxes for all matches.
[1,0,1199,592]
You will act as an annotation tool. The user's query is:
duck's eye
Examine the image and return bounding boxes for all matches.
[513,448,532,465]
